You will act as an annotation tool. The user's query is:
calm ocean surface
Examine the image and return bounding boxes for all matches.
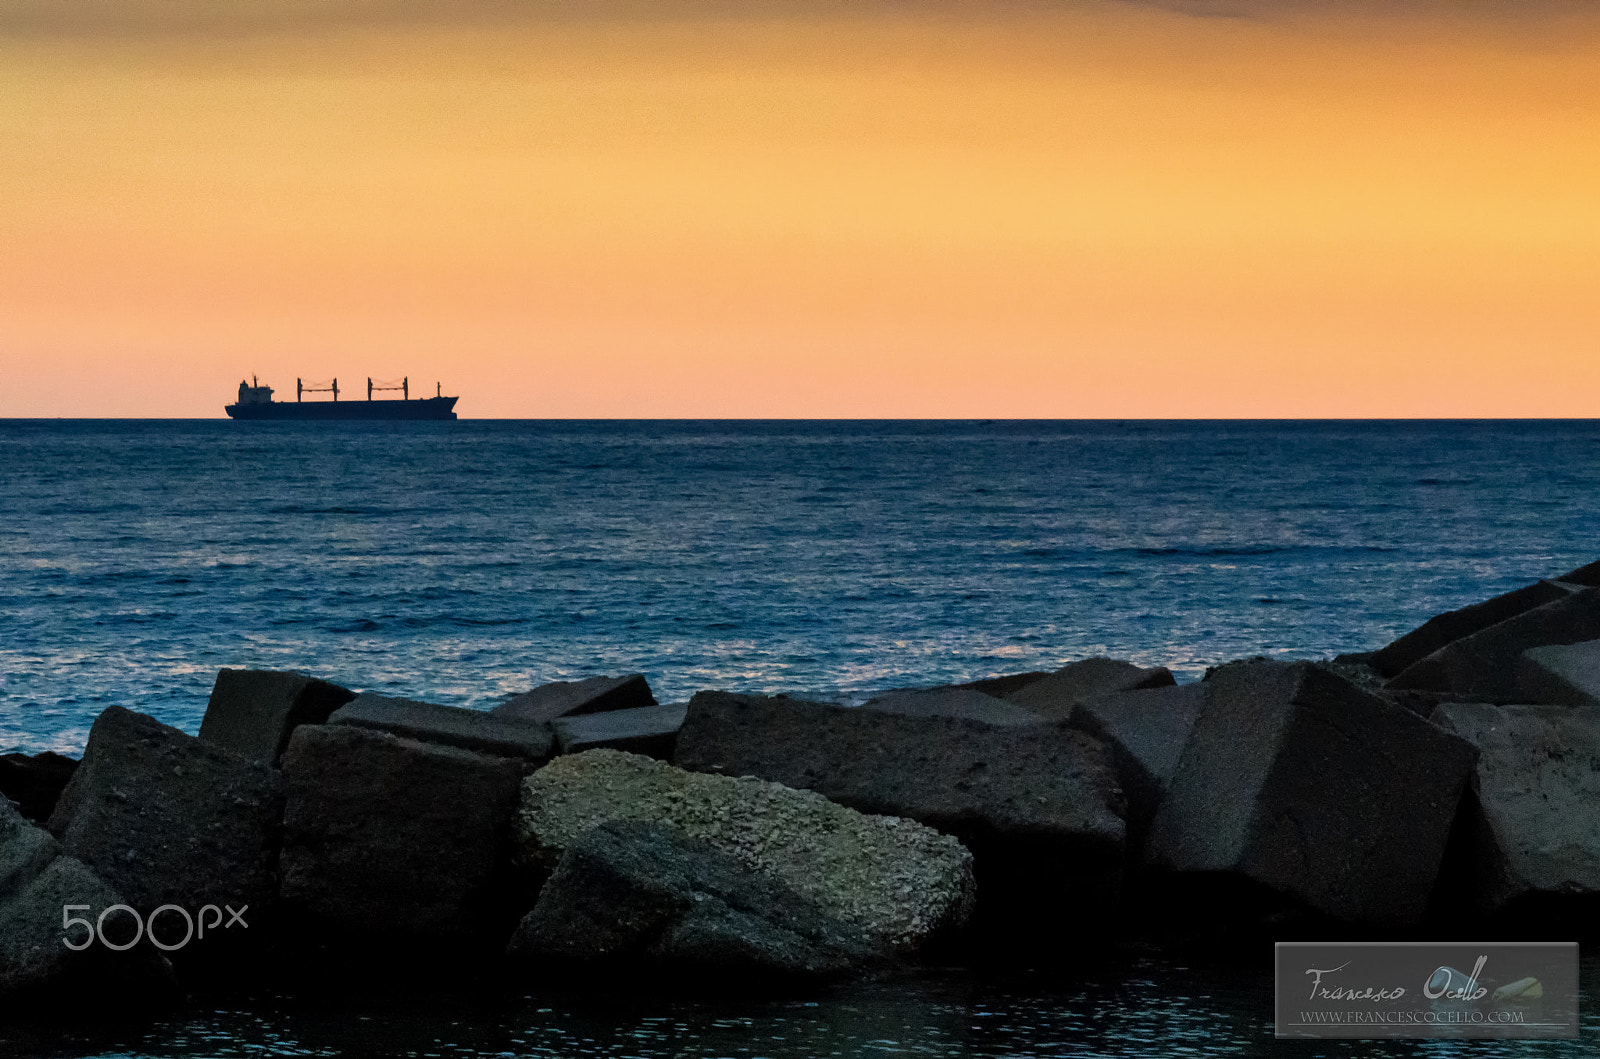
[2,418,1598,1057]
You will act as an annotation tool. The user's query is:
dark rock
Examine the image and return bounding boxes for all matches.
[948,671,1053,698]
[0,752,78,825]
[1146,660,1476,925]
[552,703,686,759]
[673,692,1123,944]
[1514,639,1600,708]
[1430,703,1600,913]
[1,798,178,1004]
[46,706,284,946]
[1387,588,1600,703]
[860,688,1041,727]
[278,724,525,942]
[1005,657,1175,721]
[1067,683,1206,834]
[198,668,355,765]
[1369,559,1600,678]
[328,693,552,762]
[507,820,877,981]
[514,750,974,957]
[492,674,656,724]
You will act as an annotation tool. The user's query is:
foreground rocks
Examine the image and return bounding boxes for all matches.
[493,674,656,724]
[328,693,553,763]
[1004,657,1175,722]
[198,668,355,765]
[1387,587,1600,703]
[1515,639,1600,708]
[515,749,974,957]
[1147,660,1477,925]
[1431,703,1600,914]
[47,706,284,946]
[1067,683,1207,838]
[673,691,1124,942]
[278,724,525,943]
[1,797,176,1003]
[508,820,876,981]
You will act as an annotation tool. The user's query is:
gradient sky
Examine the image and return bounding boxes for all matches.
[3,1,1598,417]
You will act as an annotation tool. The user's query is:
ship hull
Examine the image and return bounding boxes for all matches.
[226,397,458,421]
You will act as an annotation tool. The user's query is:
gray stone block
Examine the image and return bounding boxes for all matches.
[47,706,284,934]
[279,724,526,940]
[328,693,552,762]
[1068,683,1207,828]
[507,820,877,979]
[199,668,355,765]
[552,703,687,759]
[1515,639,1600,708]
[1388,588,1600,703]
[1006,657,1175,722]
[1147,660,1476,925]
[492,674,656,724]
[860,688,1042,727]
[1431,703,1600,912]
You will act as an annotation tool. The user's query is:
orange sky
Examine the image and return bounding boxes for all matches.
[2,1,1598,417]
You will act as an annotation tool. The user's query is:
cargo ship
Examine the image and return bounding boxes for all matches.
[225,377,458,420]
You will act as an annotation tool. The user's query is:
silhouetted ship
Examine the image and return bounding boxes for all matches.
[225,376,458,420]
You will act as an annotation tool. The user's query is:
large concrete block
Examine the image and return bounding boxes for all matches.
[1388,588,1600,703]
[673,691,1124,943]
[1147,660,1476,925]
[278,724,525,940]
[1431,703,1600,913]
[551,703,686,759]
[1006,657,1175,722]
[199,668,355,765]
[507,820,877,980]
[514,749,974,957]
[47,706,285,937]
[1370,559,1600,679]
[1068,683,1207,830]
[860,688,1042,727]
[1,799,177,1004]
[328,693,552,762]
[1514,639,1600,708]
[492,674,656,724]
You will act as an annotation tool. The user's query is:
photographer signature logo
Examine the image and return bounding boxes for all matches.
[62,903,248,952]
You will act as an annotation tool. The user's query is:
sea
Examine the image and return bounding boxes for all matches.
[2,418,1598,1057]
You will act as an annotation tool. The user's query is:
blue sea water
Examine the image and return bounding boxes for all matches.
[3,418,1599,1058]
[3,419,1597,755]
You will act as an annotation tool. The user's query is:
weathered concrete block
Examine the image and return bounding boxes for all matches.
[1,799,177,1003]
[47,706,284,937]
[860,688,1042,727]
[279,724,525,940]
[947,671,1053,698]
[0,751,78,825]
[1068,683,1207,830]
[1006,657,1175,722]
[1370,559,1600,678]
[552,703,686,759]
[1388,588,1600,703]
[1514,639,1600,708]
[508,820,877,980]
[515,750,974,957]
[198,668,355,765]
[673,692,1123,944]
[328,693,552,762]
[492,674,656,724]
[1431,703,1600,913]
[1147,660,1476,925]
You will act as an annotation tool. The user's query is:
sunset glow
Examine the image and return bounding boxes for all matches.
[3,1,1598,417]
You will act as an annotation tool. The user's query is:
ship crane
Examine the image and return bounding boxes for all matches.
[368,377,408,401]
[298,378,339,402]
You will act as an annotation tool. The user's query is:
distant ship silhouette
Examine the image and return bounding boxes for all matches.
[225,376,458,420]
